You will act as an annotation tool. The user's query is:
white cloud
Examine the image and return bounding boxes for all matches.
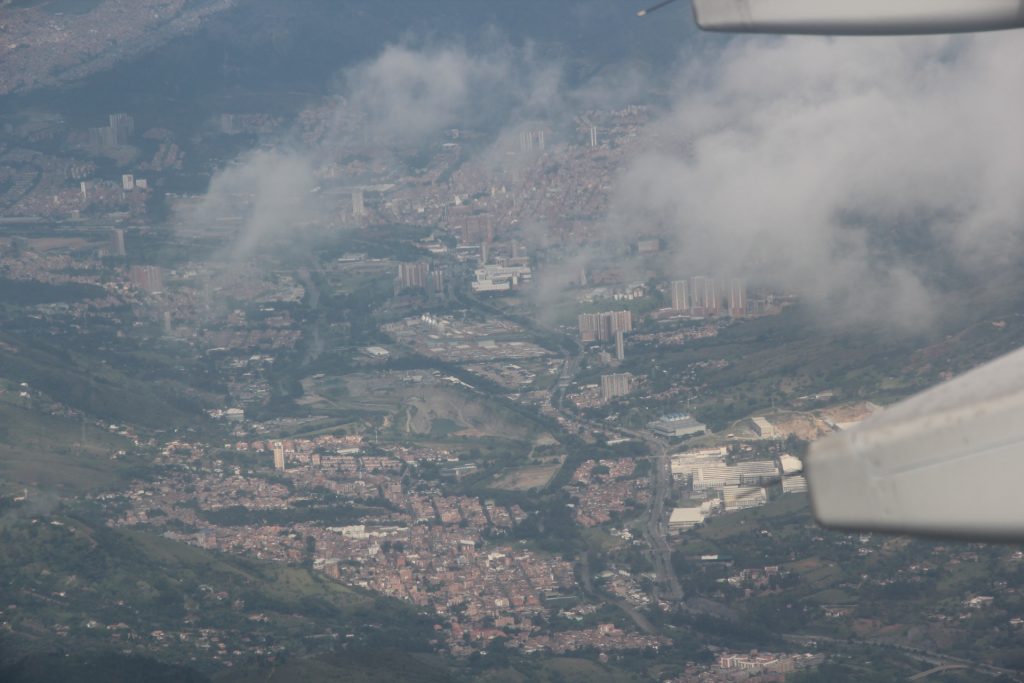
[611,32,1024,328]
[340,41,569,146]
[344,44,504,145]
[182,39,572,256]
[181,149,321,262]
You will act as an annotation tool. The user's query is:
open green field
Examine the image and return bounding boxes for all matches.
[323,261,396,295]
[489,463,561,491]
[302,372,549,442]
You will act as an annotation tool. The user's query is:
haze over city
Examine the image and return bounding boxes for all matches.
[0,1,1022,682]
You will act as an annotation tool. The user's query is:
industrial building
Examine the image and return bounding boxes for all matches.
[669,507,706,531]
[722,485,768,511]
[471,263,532,292]
[782,476,807,493]
[779,453,803,475]
[647,413,706,438]
[751,416,779,439]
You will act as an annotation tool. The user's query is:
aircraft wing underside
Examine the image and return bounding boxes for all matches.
[692,0,1024,34]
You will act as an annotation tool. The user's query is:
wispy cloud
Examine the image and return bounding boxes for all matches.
[179,148,321,262]
[610,32,1024,328]
[179,29,1024,333]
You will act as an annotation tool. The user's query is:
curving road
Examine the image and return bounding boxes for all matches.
[642,435,685,603]
[616,427,684,603]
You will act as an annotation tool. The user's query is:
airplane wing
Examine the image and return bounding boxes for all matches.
[806,346,1024,540]
[691,0,1024,34]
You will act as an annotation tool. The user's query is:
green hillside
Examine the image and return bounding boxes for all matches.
[0,399,130,495]
[0,514,436,676]
[0,334,207,430]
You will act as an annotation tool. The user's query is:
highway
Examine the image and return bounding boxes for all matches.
[478,292,684,609]
[577,552,657,634]
[616,426,684,603]
[642,434,685,603]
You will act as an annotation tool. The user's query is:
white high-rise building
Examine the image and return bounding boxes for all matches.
[578,310,633,342]
[601,373,634,402]
[273,442,286,471]
[670,280,690,312]
[728,278,747,317]
[109,228,126,257]
[109,112,134,144]
[690,276,719,315]
[397,262,429,290]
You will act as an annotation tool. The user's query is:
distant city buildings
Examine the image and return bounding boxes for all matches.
[397,261,429,290]
[272,441,285,470]
[519,129,546,153]
[728,278,747,317]
[718,651,802,674]
[88,112,134,150]
[395,261,447,297]
[636,238,661,254]
[471,263,531,293]
[87,125,115,149]
[129,265,163,293]
[351,189,365,217]
[429,269,446,295]
[600,372,634,402]
[119,174,147,192]
[109,112,135,144]
[578,310,632,342]
[670,276,748,317]
[109,228,126,257]
[455,216,494,247]
[670,280,689,312]
[690,275,718,316]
